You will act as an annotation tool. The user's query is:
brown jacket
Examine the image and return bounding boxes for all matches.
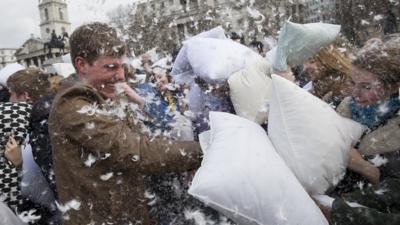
[48,81,201,225]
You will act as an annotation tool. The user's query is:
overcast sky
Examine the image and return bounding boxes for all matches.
[0,0,136,48]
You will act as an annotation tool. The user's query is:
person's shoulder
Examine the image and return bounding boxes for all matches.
[50,81,103,118]
[336,96,353,118]
[55,81,100,103]
[0,101,32,112]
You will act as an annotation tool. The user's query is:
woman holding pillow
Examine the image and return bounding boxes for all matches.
[303,45,351,107]
[323,37,400,225]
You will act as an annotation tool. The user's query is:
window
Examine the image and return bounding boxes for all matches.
[46,28,50,34]
[61,27,66,33]
[59,8,64,20]
[45,8,49,21]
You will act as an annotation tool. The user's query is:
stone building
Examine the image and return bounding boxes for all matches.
[39,0,71,41]
[0,48,18,70]
[124,0,309,53]
[15,0,71,68]
[304,0,338,23]
[336,0,400,45]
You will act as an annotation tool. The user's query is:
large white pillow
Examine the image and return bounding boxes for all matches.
[0,63,24,86]
[189,112,328,225]
[228,59,273,124]
[273,21,341,72]
[46,63,75,78]
[268,75,366,194]
[191,26,226,40]
[171,26,226,83]
[186,38,265,83]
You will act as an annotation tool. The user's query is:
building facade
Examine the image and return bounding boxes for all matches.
[127,0,309,53]
[39,0,71,41]
[336,0,399,45]
[15,0,71,68]
[304,0,338,23]
[0,48,18,70]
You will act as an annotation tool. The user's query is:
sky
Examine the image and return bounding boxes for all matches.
[0,0,137,48]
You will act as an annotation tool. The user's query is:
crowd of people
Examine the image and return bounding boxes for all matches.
[0,21,399,225]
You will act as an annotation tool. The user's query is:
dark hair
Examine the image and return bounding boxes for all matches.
[249,40,264,54]
[7,68,51,102]
[353,39,400,89]
[0,84,10,102]
[69,22,127,68]
[230,32,241,40]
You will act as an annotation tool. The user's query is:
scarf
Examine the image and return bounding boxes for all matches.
[351,94,400,129]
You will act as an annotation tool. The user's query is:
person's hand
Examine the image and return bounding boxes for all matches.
[5,136,22,168]
[273,66,295,82]
[140,53,151,64]
[315,200,332,221]
[348,148,380,184]
[116,82,145,109]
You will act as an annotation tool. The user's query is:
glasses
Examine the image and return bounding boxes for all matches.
[350,80,383,91]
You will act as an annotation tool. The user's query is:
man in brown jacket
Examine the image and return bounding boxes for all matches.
[48,22,202,225]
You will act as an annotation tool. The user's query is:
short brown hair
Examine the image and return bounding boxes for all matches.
[69,22,127,68]
[353,38,400,89]
[7,68,50,101]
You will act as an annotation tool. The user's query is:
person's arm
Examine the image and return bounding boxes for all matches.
[347,148,380,184]
[140,54,153,82]
[54,88,201,174]
[4,136,23,168]
[117,82,145,109]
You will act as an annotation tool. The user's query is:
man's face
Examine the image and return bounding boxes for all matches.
[76,55,126,99]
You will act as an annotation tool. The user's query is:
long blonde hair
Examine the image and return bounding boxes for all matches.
[311,45,351,98]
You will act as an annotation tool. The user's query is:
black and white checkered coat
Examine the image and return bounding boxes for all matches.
[0,102,32,212]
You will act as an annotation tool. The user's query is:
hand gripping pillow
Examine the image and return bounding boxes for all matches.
[268,75,366,194]
[273,21,341,72]
[189,112,328,225]
[186,38,265,83]
[228,59,273,124]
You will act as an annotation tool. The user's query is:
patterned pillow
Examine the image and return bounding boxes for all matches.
[0,102,32,212]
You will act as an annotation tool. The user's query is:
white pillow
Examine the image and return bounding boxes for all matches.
[171,44,191,78]
[268,75,366,194]
[171,26,226,83]
[47,63,75,78]
[186,38,265,83]
[0,201,26,225]
[189,112,328,225]
[273,21,341,72]
[21,144,56,209]
[0,63,24,86]
[191,26,226,40]
[228,59,273,124]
